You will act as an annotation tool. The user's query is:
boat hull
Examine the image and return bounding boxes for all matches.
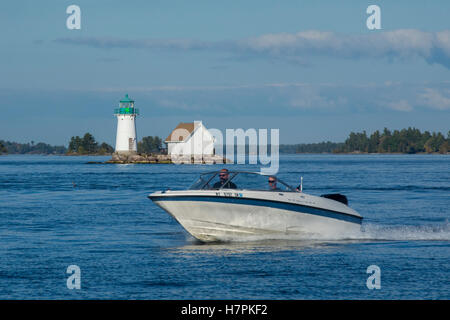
[150,191,362,242]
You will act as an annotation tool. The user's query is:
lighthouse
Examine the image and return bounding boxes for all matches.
[114,94,139,154]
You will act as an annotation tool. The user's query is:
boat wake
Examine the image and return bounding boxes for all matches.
[207,221,450,243]
[355,222,450,241]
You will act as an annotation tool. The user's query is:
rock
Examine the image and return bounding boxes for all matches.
[105,153,230,164]
[129,154,145,162]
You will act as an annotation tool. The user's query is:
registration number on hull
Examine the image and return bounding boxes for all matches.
[216,192,243,198]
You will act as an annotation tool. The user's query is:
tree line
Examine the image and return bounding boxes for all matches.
[68,133,164,155]
[2,128,448,155]
[280,141,345,154]
[335,128,449,154]
[0,133,165,155]
[0,140,66,154]
[280,128,449,154]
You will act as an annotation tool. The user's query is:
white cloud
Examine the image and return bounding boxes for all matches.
[378,29,433,58]
[436,30,450,56]
[387,100,413,112]
[419,88,450,110]
[288,87,341,109]
[90,82,450,114]
[54,29,450,68]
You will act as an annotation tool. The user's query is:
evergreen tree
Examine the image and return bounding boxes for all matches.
[68,136,82,153]
[424,132,446,153]
[0,141,7,154]
[138,136,163,154]
[368,130,380,153]
[81,133,98,154]
[98,142,114,155]
[343,131,369,152]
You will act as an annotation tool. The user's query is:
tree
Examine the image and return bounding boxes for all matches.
[368,130,380,153]
[77,145,87,154]
[68,136,82,153]
[439,141,449,154]
[98,142,114,155]
[0,141,7,154]
[378,128,392,152]
[343,131,369,152]
[138,136,163,154]
[424,132,446,153]
[81,133,98,154]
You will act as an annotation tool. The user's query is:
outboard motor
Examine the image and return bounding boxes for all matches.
[320,193,348,205]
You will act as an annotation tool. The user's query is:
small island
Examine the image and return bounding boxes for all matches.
[105,136,229,164]
[105,153,230,164]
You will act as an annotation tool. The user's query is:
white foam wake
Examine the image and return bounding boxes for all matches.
[354,222,450,241]
[207,221,450,243]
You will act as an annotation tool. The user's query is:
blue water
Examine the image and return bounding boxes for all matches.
[0,154,449,299]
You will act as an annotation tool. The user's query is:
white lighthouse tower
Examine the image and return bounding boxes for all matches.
[114,94,139,154]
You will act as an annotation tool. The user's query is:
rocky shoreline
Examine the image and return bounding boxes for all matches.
[100,153,231,164]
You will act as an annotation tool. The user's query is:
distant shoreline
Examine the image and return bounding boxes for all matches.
[1,152,448,156]
[2,127,449,156]
[64,153,113,156]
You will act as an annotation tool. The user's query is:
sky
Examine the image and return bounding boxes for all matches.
[0,0,449,145]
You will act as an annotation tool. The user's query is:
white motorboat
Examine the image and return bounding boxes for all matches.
[148,171,363,242]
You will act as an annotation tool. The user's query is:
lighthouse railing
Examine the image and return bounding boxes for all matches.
[114,108,139,115]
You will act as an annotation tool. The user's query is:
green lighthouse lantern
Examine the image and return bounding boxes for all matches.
[114,94,139,115]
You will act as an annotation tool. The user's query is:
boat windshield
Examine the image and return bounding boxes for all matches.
[188,171,296,192]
